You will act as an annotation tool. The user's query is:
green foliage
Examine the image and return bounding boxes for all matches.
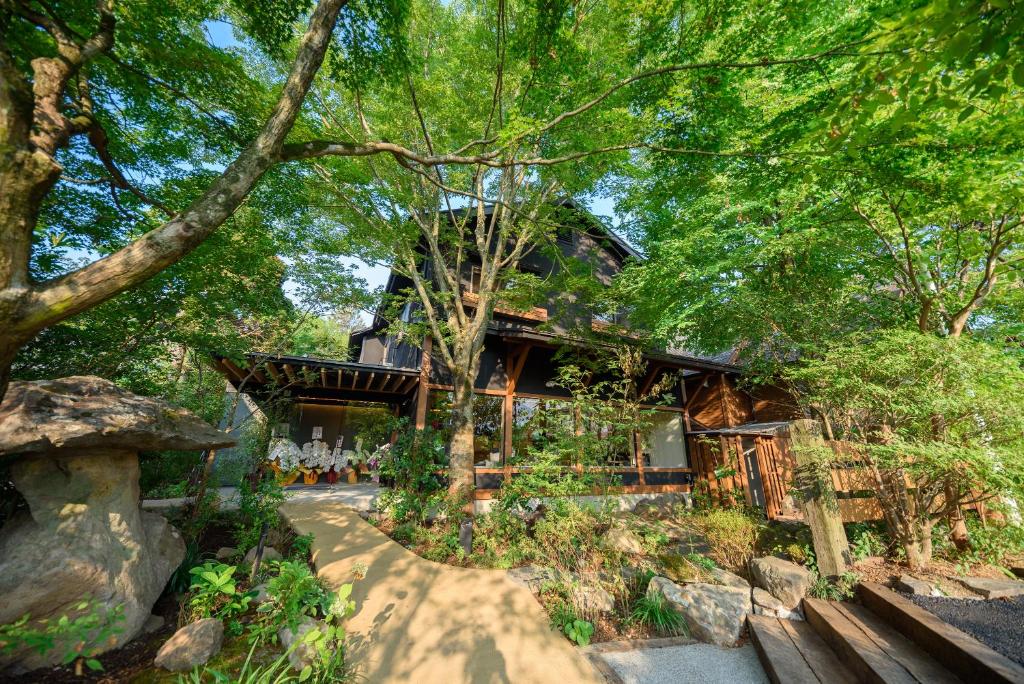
[236,475,287,553]
[187,563,252,622]
[808,571,860,602]
[629,593,686,637]
[376,420,448,523]
[0,600,125,673]
[846,522,891,561]
[687,509,762,571]
[532,501,607,575]
[785,330,1024,568]
[181,620,353,684]
[290,533,316,561]
[469,510,538,569]
[248,561,353,646]
[549,603,594,647]
[684,553,717,572]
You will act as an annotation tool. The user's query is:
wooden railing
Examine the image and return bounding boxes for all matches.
[461,291,548,322]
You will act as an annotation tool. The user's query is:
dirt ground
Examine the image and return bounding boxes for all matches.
[852,555,1009,598]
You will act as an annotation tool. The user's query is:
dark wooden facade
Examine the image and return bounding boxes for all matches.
[215,207,805,510]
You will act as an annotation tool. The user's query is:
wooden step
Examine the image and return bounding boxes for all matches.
[859,582,1024,684]
[748,614,857,684]
[803,597,961,684]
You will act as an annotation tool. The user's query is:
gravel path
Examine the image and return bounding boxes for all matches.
[909,594,1024,666]
[598,643,768,684]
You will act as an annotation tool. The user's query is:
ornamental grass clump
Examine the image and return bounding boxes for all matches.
[689,509,761,571]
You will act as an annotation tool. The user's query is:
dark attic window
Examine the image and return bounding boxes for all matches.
[555,227,574,248]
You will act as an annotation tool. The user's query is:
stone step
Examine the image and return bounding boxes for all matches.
[804,597,959,684]
[748,614,857,684]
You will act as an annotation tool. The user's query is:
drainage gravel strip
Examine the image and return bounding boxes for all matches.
[908,594,1024,666]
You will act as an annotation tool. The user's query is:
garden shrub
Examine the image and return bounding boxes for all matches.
[532,501,607,574]
[376,421,448,523]
[689,508,761,570]
[248,560,350,646]
[235,474,286,552]
[470,510,537,569]
[187,562,252,627]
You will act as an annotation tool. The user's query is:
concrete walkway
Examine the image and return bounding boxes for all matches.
[595,643,767,684]
[281,499,604,684]
[142,483,380,513]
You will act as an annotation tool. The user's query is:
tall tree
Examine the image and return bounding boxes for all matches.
[294,0,877,495]
[0,0,413,397]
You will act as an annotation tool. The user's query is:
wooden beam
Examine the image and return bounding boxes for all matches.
[351,370,360,389]
[320,368,328,388]
[385,374,405,392]
[336,370,342,388]
[638,363,664,398]
[282,363,298,383]
[364,372,376,390]
[265,362,282,384]
[375,373,391,391]
[399,376,419,395]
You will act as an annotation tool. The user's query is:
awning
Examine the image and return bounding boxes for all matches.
[213,353,420,403]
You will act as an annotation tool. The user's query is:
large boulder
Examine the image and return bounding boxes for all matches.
[603,522,644,555]
[154,618,224,671]
[508,565,558,595]
[0,377,233,673]
[750,556,812,610]
[647,576,751,646]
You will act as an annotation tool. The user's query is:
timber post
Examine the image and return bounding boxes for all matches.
[789,418,852,578]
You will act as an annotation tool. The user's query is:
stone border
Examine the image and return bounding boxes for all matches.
[583,635,697,654]
[583,637,699,683]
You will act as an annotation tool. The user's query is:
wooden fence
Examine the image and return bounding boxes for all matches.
[688,431,887,523]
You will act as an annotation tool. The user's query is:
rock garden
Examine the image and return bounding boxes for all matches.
[369,429,1024,654]
[0,378,357,682]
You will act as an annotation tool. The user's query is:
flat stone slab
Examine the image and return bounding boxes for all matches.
[959,577,1024,599]
[896,574,939,597]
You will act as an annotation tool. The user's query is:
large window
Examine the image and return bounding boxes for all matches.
[640,411,687,468]
[427,390,503,467]
[511,397,573,462]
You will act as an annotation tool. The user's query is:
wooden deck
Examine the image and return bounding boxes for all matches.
[749,583,1024,684]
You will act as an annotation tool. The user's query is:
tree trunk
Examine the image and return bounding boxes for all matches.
[789,419,852,578]
[903,521,934,572]
[448,370,476,498]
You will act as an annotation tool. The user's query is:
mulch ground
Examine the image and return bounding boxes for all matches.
[909,594,1024,667]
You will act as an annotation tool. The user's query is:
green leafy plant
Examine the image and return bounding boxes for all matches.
[376,420,448,523]
[290,533,315,560]
[629,593,687,637]
[182,621,352,683]
[808,571,859,601]
[550,602,594,647]
[187,562,252,622]
[249,561,337,645]
[236,475,287,553]
[0,600,125,673]
[684,553,717,571]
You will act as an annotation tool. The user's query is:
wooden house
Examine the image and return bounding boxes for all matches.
[215,206,807,514]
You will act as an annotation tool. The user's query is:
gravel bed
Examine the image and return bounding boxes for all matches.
[909,594,1024,666]
[598,643,768,684]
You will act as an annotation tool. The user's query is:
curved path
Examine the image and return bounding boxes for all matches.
[281,500,604,684]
